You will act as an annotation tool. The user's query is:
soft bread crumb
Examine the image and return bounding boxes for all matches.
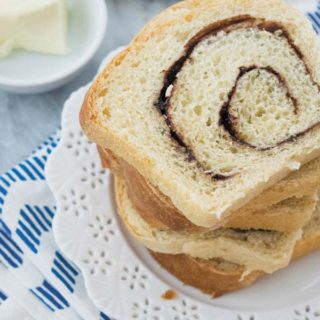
[161,289,178,300]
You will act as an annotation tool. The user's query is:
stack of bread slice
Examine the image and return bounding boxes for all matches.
[80,0,320,297]
[99,147,320,296]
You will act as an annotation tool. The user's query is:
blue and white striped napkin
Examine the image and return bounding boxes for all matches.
[0,2,319,319]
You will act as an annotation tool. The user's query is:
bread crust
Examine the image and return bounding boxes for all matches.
[81,0,320,228]
[98,146,319,232]
[150,252,263,297]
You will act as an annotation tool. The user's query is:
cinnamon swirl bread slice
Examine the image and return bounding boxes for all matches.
[151,203,320,297]
[115,175,320,297]
[99,146,320,232]
[114,175,304,275]
[81,0,320,228]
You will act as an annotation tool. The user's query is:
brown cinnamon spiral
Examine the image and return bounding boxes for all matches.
[155,15,320,180]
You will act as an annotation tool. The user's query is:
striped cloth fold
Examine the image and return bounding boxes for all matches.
[0,133,110,320]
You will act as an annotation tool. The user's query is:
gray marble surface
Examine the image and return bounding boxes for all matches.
[0,0,177,174]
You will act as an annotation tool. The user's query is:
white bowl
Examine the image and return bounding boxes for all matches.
[0,0,107,94]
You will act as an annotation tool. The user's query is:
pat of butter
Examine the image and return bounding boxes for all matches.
[0,0,68,58]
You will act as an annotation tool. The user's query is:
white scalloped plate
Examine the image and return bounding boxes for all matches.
[46,47,320,320]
